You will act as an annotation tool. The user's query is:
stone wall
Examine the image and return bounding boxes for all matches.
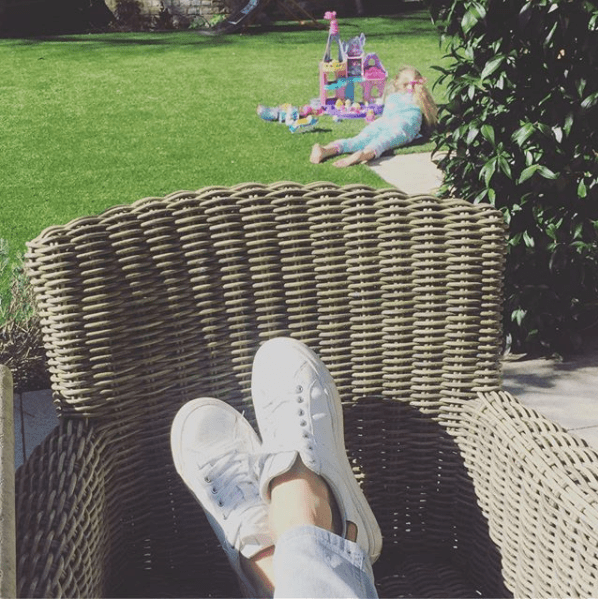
[105,0,232,27]
[104,0,327,30]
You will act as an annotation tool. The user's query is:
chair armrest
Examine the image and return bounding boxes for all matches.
[0,365,16,599]
[15,418,112,598]
[462,390,598,598]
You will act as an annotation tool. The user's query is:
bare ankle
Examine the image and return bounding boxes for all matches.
[241,547,275,597]
[269,456,336,541]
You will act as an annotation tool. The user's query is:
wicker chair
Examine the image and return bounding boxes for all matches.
[3,183,598,598]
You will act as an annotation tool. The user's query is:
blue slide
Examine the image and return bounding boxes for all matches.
[211,0,265,34]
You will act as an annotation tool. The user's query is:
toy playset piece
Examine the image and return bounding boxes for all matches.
[256,12,388,129]
[257,103,319,133]
[318,17,388,119]
[361,53,388,102]
[288,114,318,133]
[322,11,343,63]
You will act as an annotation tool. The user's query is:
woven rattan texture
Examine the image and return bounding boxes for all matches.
[25,183,506,418]
[15,182,519,597]
[459,391,598,598]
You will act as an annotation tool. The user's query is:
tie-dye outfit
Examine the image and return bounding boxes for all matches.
[334,92,423,158]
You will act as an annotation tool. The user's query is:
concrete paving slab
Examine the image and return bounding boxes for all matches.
[371,150,598,451]
[369,151,444,195]
[502,345,598,449]
[500,391,598,431]
[567,426,598,448]
[13,389,58,469]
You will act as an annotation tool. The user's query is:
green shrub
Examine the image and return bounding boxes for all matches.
[112,0,151,30]
[0,240,49,393]
[427,0,598,354]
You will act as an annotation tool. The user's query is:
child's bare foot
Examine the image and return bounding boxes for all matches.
[310,143,326,164]
[311,143,340,164]
[333,158,353,168]
[333,152,362,168]
[333,149,374,168]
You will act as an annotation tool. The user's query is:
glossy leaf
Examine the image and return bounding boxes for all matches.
[428,0,598,354]
[481,56,504,79]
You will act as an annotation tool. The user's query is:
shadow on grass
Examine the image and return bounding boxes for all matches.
[240,11,436,37]
[8,30,233,46]
[4,10,438,48]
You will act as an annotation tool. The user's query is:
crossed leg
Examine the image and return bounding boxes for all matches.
[243,456,357,596]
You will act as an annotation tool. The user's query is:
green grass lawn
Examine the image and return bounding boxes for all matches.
[0,11,447,314]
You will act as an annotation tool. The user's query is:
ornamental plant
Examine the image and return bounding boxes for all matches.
[427,0,598,354]
[0,240,48,392]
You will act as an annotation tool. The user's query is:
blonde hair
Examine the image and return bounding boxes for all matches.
[385,66,438,132]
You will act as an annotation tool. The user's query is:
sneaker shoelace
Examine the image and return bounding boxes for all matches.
[200,451,268,549]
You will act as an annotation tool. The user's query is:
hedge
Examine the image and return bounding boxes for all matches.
[427,0,598,354]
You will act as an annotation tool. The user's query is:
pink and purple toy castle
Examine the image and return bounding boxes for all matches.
[319,14,388,119]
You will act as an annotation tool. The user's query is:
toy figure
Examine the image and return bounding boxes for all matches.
[257,103,318,133]
[257,103,294,123]
[288,115,318,133]
[323,11,343,63]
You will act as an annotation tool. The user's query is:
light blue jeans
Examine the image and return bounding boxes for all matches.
[272,525,379,599]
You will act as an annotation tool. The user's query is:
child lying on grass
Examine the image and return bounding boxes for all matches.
[310,66,438,168]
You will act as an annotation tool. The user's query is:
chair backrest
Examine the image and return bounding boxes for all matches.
[26,183,505,417]
[22,183,507,597]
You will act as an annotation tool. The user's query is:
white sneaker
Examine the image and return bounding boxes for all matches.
[170,398,273,595]
[251,337,383,563]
